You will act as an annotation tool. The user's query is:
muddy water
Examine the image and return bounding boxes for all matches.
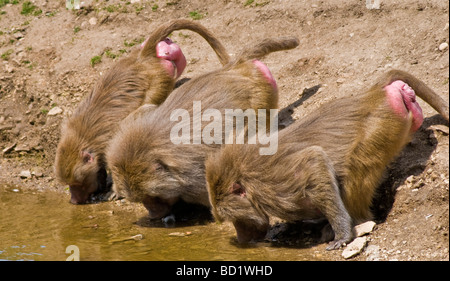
[0,186,323,261]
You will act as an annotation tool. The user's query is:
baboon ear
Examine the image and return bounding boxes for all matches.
[231,182,246,197]
[81,150,94,164]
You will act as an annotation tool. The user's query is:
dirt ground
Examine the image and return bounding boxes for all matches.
[0,0,448,261]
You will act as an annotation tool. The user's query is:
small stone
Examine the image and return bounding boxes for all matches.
[47,107,63,116]
[14,144,30,152]
[438,42,448,52]
[13,32,24,40]
[354,221,376,237]
[342,237,368,259]
[89,17,98,26]
[19,170,32,179]
[5,64,14,73]
[32,170,44,178]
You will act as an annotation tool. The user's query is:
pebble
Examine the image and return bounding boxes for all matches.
[354,221,376,237]
[89,17,98,26]
[14,144,30,152]
[13,32,24,39]
[19,170,32,179]
[32,170,44,178]
[438,42,448,52]
[5,64,14,73]
[342,236,368,259]
[48,107,63,116]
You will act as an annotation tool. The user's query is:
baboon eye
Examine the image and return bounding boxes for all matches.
[231,182,246,197]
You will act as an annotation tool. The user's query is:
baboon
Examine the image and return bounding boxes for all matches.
[55,19,230,204]
[206,70,449,250]
[107,36,300,220]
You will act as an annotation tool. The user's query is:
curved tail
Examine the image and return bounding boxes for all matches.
[233,36,299,65]
[373,69,449,122]
[140,19,230,66]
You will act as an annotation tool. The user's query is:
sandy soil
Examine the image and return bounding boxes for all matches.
[0,0,448,261]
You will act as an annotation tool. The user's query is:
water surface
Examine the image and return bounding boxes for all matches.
[0,186,325,261]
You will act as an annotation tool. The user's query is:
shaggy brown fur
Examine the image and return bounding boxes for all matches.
[206,70,449,250]
[54,19,230,204]
[106,37,299,219]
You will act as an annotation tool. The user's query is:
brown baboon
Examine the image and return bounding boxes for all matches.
[55,19,230,204]
[206,70,449,250]
[106,36,300,219]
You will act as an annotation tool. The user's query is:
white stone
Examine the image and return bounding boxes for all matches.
[48,107,63,116]
[342,236,368,259]
[19,170,32,179]
[438,42,448,51]
[89,17,98,26]
[354,221,376,237]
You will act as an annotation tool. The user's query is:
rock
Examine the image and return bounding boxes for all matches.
[48,107,63,116]
[438,42,448,52]
[354,221,376,237]
[5,64,14,73]
[89,17,98,26]
[19,170,32,179]
[32,169,44,178]
[14,144,30,152]
[342,236,368,259]
[13,32,24,39]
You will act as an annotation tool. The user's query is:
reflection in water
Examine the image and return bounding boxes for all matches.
[0,186,323,261]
